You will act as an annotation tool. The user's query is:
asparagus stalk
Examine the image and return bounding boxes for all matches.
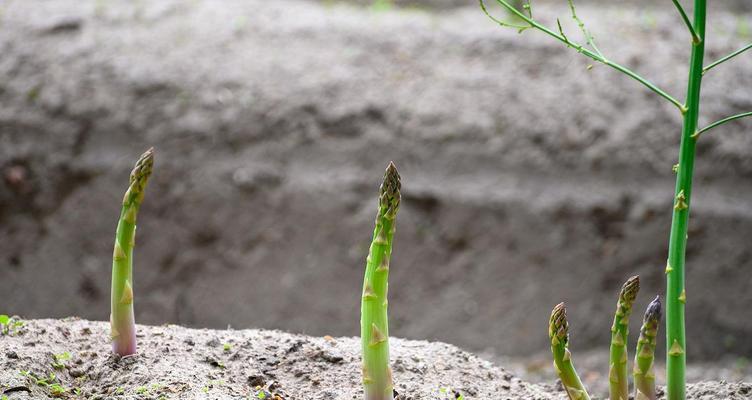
[360,162,401,400]
[549,303,591,400]
[110,148,154,356]
[666,2,707,397]
[634,296,662,400]
[609,275,640,400]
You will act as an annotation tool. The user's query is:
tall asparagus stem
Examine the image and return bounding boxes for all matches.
[634,296,662,400]
[110,148,154,356]
[361,162,401,400]
[478,1,742,397]
[666,1,706,399]
[549,303,591,400]
[609,276,640,400]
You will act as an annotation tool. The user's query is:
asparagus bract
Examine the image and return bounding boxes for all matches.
[549,303,591,400]
[110,148,154,356]
[634,296,662,400]
[360,162,401,400]
[609,275,640,400]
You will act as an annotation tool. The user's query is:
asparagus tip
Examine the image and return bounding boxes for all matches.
[128,148,155,200]
[549,302,568,340]
[620,275,640,304]
[379,161,401,217]
[645,295,661,323]
[386,160,397,172]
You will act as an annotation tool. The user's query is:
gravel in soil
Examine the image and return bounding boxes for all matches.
[1,319,751,399]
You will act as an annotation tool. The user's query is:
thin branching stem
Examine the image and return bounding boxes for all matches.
[480,0,686,112]
[566,0,604,58]
[671,0,701,44]
[693,111,752,138]
[524,0,533,19]
[703,43,752,74]
[480,0,531,31]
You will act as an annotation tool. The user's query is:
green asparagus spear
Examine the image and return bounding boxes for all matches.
[361,162,401,400]
[549,303,591,400]
[634,296,662,400]
[110,148,154,356]
[609,275,640,400]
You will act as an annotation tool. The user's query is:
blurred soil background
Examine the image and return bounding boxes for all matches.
[1,0,751,389]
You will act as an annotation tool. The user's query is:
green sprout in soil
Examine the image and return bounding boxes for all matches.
[549,303,591,400]
[48,383,67,398]
[634,296,662,400]
[51,352,72,370]
[20,371,69,398]
[361,162,401,400]
[0,315,25,336]
[439,387,466,400]
[110,148,154,356]
[481,0,751,397]
[609,276,640,400]
[202,379,226,393]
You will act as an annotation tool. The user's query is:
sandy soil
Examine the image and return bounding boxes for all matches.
[0,0,751,363]
[1,319,751,399]
[501,349,752,399]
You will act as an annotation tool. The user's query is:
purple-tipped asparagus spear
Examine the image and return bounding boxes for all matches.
[634,296,662,400]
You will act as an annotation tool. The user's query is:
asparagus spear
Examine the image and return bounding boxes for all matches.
[110,148,154,356]
[634,296,662,400]
[549,303,591,400]
[609,275,640,400]
[360,162,401,400]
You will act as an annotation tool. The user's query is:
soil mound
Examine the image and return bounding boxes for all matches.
[2,319,750,399]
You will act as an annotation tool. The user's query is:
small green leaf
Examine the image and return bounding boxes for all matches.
[0,315,9,325]
[370,0,393,12]
[49,383,67,397]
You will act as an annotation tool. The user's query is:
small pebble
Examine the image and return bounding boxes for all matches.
[69,369,85,378]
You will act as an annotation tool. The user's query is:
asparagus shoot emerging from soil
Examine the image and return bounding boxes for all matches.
[634,296,662,400]
[609,275,640,400]
[110,148,154,356]
[360,162,401,400]
[549,303,591,400]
